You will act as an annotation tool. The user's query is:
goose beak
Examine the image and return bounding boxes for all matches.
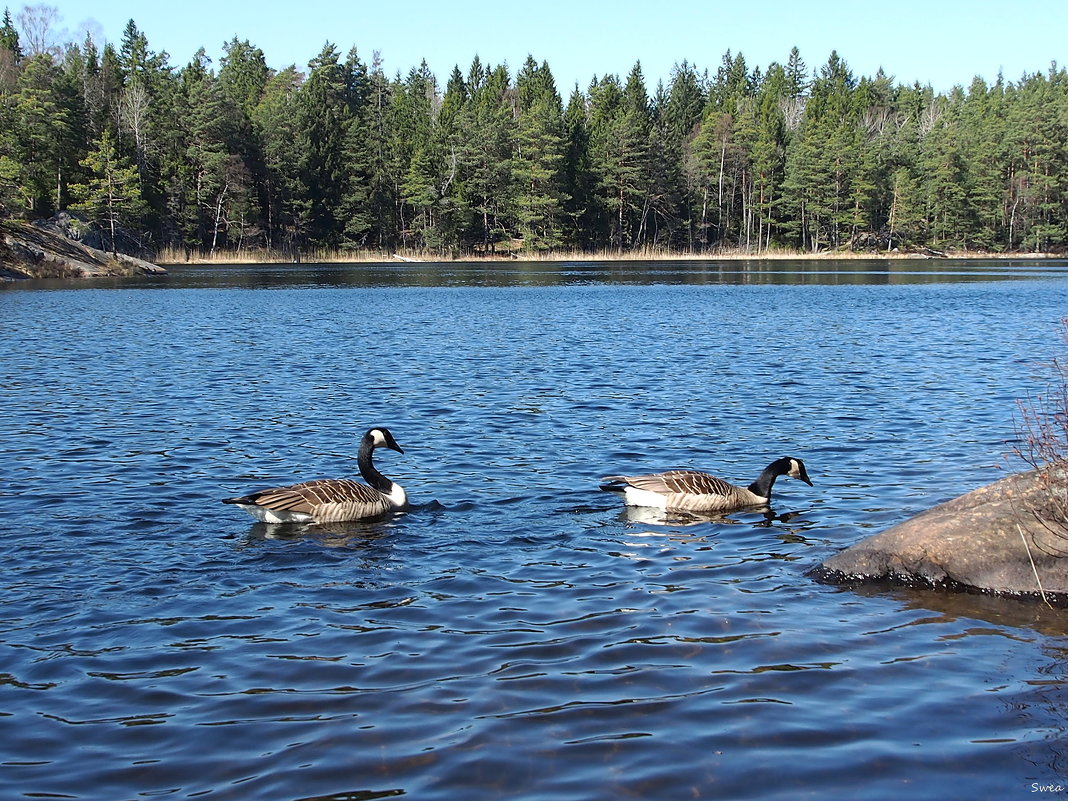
[375,428,404,454]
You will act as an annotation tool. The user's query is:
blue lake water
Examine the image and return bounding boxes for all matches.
[3,258,1068,800]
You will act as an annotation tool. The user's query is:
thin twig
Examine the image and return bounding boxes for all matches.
[1019,523,1053,608]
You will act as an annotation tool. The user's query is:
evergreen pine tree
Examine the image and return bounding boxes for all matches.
[69,128,145,255]
[921,91,971,248]
[13,54,74,215]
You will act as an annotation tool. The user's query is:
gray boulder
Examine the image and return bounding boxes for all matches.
[817,466,1068,602]
[1,218,165,280]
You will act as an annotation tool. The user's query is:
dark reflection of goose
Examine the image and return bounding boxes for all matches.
[222,427,407,523]
[244,519,396,544]
[620,504,742,527]
[233,500,448,551]
[602,457,813,514]
[618,504,810,528]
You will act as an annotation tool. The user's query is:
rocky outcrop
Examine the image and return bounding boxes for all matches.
[816,466,1068,602]
[0,218,165,280]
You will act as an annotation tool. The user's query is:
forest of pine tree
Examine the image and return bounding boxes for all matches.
[1,9,1067,257]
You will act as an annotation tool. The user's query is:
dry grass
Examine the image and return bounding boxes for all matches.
[154,246,390,265]
[155,244,1058,265]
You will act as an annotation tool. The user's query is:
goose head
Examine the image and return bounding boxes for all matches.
[775,456,812,486]
[367,427,404,454]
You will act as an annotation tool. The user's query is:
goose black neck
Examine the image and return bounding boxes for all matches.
[358,439,393,492]
[747,465,782,500]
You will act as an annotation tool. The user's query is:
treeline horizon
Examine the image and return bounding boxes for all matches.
[1,10,1067,257]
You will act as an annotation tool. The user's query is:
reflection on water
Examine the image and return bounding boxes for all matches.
[2,260,1068,800]
[198,258,1067,289]
[5,256,1068,291]
[613,502,811,529]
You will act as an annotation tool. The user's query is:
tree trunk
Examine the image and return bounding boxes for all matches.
[211,182,228,255]
[700,187,709,249]
[717,137,726,235]
[107,191,118,258]
[887,178,899,252]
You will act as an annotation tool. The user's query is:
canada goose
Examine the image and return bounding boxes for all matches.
[601,456,812,513]
[222,427,408,523]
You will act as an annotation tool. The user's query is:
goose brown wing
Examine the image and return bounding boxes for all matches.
[240,478,382,513]
[625,470,736,497]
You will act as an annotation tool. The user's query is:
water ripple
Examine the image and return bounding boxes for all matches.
[2,266,1068,799]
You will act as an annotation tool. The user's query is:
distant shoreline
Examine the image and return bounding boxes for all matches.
[4,215,1062,282]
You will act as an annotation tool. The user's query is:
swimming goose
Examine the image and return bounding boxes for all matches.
[601,457,812,513]
[222,427,408,523]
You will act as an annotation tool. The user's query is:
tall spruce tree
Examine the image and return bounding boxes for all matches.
[461,61,514,252]
[562,85,593,248]
[336,46,376,248]
[587,64,651,248]
[393,60,438,249]
[958,76,1007,250]
[217,38,269,248]
[296,43,353,246]
[662,61,706,249]
[513,57,568,251]
[361,52,398,249]
[0,7,21,91]
[749,63,789,250]
[780,51,863,250]
[251,66,305,250]
[116,21,166,176]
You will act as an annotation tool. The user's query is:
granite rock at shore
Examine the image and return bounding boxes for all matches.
[0,218,165,280]
[816,466,1068,601]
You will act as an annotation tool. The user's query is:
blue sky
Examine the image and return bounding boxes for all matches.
[23,0,1065,93]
